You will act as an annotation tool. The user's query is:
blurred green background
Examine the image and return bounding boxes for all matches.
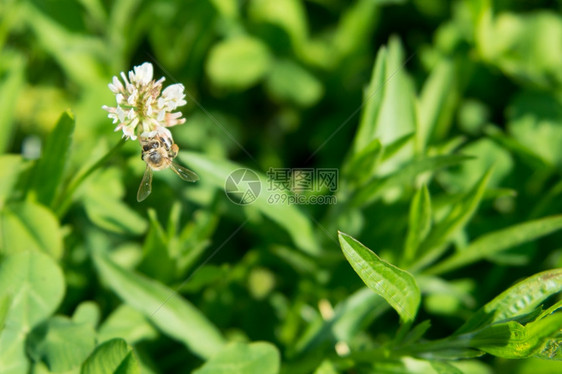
[3,0,562,373]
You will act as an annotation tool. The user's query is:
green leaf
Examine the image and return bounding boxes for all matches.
[403,184,432,266]
[179,152,320,255]
[83,168,147,236]
[507,90,562,168]
[370,37,416,168]
[27,110,75,207]
[248,0,307,52]
[0,201,63,259]
[467,313,562,359]
[27,316,96,372]
[92,251,225,359]
[416,58,456,152]
[0,328,28,374]
[413,168,492,272]
[0,295,10,333]
[457,269,562,335]
[0,251,65,332]
[97,305,158,344]
[81,338,140,374]
[72,301,101,329]
[206,36,272,90]
[342,139,382,186]
[0,155,25,209]
[332,0,382,61]
[265,59,323,107]
[193,342,280,374]
[338,232,420,323]
[353,46,387,153]
[426,215,562,275]
[0,53,25,154]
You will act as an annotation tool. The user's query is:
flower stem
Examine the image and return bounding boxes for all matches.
[54,138,126,217]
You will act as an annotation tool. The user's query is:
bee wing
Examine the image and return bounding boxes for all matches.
[170,162,199,182]
[137,165,153,202]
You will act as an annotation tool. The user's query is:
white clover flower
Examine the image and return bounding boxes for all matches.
[102,62,187,141]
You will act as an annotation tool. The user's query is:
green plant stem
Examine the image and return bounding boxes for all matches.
[54,138,126,217]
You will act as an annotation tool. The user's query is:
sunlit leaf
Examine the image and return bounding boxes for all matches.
[416,58,456,152]
[81,338,140,374]
[0,251,65,332]
[0,201,63,259]
[466,313,562,359]
[353,46,387,153]
[338,232,420,323]
[457,269,562,334]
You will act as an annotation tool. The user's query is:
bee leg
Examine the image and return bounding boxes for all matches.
[170,144,179,158]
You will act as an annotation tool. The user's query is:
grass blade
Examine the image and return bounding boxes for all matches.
[426,215,562,275]
[92,251,225,359]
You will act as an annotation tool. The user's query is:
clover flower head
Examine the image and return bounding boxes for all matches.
[102,62,187,141]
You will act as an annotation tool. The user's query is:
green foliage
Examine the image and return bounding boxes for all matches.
[338,232,420,323]
[3,0,562,372]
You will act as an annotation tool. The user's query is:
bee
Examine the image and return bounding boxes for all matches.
[137,133,199,202]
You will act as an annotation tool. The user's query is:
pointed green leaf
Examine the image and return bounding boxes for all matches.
[27,316,96,372]
[426,215,562,275]
[81,338,140,374]
[193,342,280,374]
[353,46,387,152]
[92,251,225,359]
[338,232,420,323]
[28,110,75,207]
[457,269,562,335]
[403,184,432,265]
